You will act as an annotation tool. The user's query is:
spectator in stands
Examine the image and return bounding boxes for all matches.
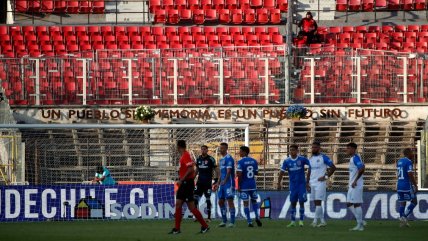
[92,165,117,185]
[298,12,318,44]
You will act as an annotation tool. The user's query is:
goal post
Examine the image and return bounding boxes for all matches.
[0,123,249,222]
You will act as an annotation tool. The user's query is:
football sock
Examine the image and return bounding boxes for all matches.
[190,208,208,228]
[252,201,260,220]
[230,208,236,224]
[405,203,417,217]
[314,206,322,223]
[206,199,212,219]
[354,206,363,226]
[174,206,183,230]
[244,207,252,224]
[399,205,405,218]
[319,206,325,223]
[220,206,227,223]
[348,206,356,221]
[290,207,296,222]
[299,207,305,221]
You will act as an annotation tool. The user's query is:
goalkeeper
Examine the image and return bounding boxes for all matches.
[194,145,219,221]
[92,165,117,185]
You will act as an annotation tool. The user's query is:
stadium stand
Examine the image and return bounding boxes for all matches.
[299,24,428,53]
[151,0,287,24]
[0,25,284,57]
[336,0,427,11]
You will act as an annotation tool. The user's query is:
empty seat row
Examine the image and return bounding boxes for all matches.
[149,0,288,12]
[0,25,284,58]
[154,8,282,24]
[336,0,427,12]
[14,0,105,14]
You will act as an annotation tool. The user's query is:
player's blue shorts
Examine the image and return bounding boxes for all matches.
[289,183,307,203]
[239,190,258,201]
[397,189,416,202]
[218,185,235,200]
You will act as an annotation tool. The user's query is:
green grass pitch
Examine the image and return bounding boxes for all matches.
[0,219,426,241]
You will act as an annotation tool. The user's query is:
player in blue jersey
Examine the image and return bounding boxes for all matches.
[216,142,236,228]
[236,146,262,227]
[396,148,418,227]
[277,144,311,227]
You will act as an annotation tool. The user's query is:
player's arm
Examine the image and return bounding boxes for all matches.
[305,158,311,190]
[277,161,287,190]
[211,157,219,184]
[319,155,337,181]
[221,168,232,186]
[408,163,418,193]
[352,157,365,188]
[236,164,242,192]
[277,170,285,190]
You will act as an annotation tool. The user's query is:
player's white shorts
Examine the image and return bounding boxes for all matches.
[310,183,326,201]
[347,187,363,204]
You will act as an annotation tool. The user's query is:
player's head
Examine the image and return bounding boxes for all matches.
[96,165,103,174]
[289,144,299,157]
[306,11,313,19]
[346,142,357,155]
[312,141,321,155]
[403,148,414,160]
[219,142,228,155]
[239,146,250,157]
[201,145,208,156]
[177,140,186,153]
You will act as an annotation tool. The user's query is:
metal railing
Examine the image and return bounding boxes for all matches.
[2,45,428,105]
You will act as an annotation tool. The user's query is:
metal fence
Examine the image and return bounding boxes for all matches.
[0,119,422,191]
[291,47,428,104]
[2,45,428,105]
[0,46,287,105]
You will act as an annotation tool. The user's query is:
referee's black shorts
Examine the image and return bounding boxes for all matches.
[176,180,195,202]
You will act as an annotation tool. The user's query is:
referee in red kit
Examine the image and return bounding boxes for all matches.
[169,140,210,235]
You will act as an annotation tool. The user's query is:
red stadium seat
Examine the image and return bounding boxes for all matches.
[362,0,374,11]
[201,0,213,10]
[336,0,348,11]
[189,0,200,10]
[219,9,231,23]
[277,0,288,12]
[193,9,205,24]
[168,9,180,24]
[15,0,28,12]
[180,9,192,21]
[231,9,243,24]
[226,0,238,9]
[93,1,105,13]
[388,0,401,10]
[205,9,218,21]
[415,0,426,10]
[349,0,361,11]
[270,9,281,24]
[79,1,93,13]
[375,0,387,9]
[264,0,276,8]
[402,0,414,10]
[256,8,269,24]
[154,9,167,23]
[250,0,263,8]
[213,0,225,9]
[244,9,256,24]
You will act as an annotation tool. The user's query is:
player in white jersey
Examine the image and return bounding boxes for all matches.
[346,142,365,231]
[309,141,336,227]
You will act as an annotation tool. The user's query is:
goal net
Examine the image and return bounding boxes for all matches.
[0,124,249,222]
